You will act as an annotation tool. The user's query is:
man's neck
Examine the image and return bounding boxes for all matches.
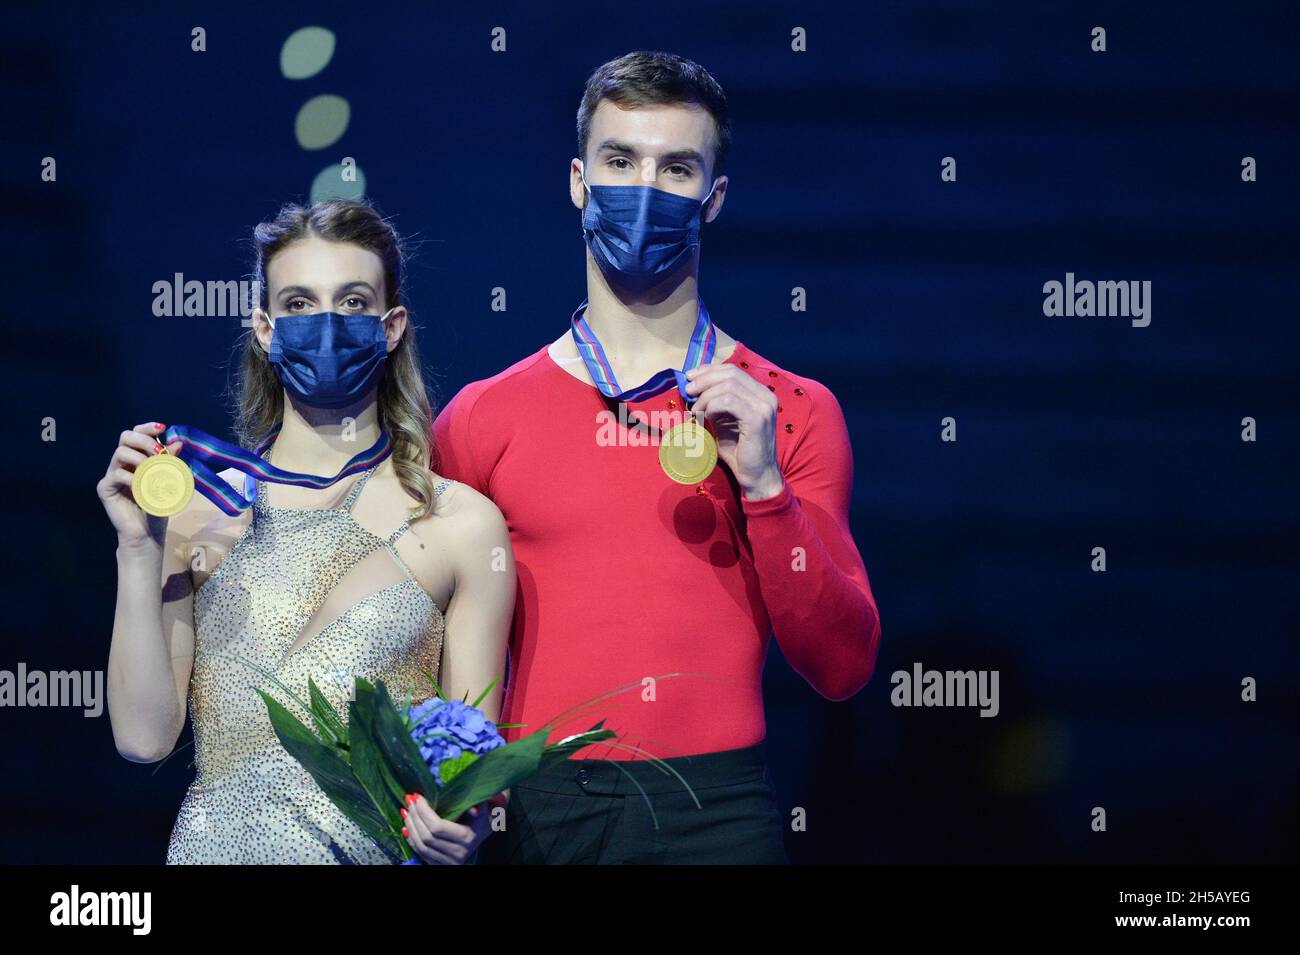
[269,392,384,474]
[580,261,716,384]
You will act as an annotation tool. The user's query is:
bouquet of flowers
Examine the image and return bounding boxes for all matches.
[252,671,695,864]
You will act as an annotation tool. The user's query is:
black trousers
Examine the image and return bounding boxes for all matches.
[473,741,790,864]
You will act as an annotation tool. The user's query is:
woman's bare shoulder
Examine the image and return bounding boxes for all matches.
[403,476,509,591]
[421,475,506,539]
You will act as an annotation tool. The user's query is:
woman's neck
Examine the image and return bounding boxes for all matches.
[268,391,383,474]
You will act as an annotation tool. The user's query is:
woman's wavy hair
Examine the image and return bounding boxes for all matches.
[234,197,438,518]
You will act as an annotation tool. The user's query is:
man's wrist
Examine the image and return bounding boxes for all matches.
[741,469,786,502]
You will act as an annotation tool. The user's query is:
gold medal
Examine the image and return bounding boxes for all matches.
[659,416,718,484]
[131,447,195,517]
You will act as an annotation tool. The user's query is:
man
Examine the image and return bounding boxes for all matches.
[433,50,881,864]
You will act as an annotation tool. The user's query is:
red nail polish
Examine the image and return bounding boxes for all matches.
[402,827,409,837]
[400,808,407,819]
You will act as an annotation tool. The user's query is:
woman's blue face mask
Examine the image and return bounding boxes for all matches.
[580,167,719,293]
[266,309,393,409]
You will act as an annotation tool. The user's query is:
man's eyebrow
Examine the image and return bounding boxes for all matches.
[657,148,706,166]
[595,139,640,157]
[594,140,706,166]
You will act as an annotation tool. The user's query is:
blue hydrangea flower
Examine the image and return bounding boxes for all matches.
[406,698,505,785]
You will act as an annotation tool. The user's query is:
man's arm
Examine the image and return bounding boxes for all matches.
[431,385,488,495]
[739,379,881,701]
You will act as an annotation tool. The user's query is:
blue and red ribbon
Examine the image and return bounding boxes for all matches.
[158,423,393,517]
[569,298,716,405]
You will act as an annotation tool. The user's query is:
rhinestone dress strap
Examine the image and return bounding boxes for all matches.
[341,464,380,513]
[251,443,271,508]
[383,479,454,547]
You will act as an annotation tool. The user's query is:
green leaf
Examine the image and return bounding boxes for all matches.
[256,688,404,860]
[347,685,406,832]
[436,751,479,786]
[367,680,440,800]
[307,677,348,752]
[420,670,445,700]
[360,685,414,809]
[470,674,501,710]
[397,687,414,728]
[433,728,554,822]
[537,725,618,771]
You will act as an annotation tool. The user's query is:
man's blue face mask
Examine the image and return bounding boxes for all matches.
[266,309,393,410]
[580,166,719,293]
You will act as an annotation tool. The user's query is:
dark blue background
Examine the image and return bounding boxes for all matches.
[2,1,1296,863]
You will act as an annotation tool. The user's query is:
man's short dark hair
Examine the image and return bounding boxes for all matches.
[576,51,732,177]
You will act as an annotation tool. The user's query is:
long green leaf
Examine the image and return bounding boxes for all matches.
[536,729,618,773]
[366,680,440,800]
[256,689,403,859]
[359,685,416,808]
[420,670,444,701]
[432,727,552,822]
[307,677,348,751]
[347,686,405,837]
[470,673,501,710]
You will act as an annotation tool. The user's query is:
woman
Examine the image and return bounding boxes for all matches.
[98,199,514,864]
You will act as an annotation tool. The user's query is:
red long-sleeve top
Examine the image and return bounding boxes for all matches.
[431,339,881,759]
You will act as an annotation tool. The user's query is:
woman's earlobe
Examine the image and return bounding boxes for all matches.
[251,308,274,352]
[384,308,408,352]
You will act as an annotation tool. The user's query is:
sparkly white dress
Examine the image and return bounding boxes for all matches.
[165,462,450,864]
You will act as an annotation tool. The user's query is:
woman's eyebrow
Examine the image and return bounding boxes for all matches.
[334,280,378,296]
[276,285,316,301]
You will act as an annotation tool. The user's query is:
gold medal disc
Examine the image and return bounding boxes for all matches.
[659,418,718,484]
[131,451,195,517]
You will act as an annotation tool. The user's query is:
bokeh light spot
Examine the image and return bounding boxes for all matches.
[294,95,351,150]
[310,163,367,203]
[280,27,336,80]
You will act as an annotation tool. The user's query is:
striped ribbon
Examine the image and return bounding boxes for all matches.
[158,423,393,517]
[569,298,716,404]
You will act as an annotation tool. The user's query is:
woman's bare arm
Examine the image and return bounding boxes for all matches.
[427,482,514,724]
[99,422,199,762]
[402,481,516,860]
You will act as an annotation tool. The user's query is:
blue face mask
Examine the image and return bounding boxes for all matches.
[266,310,392,409]
[581,169,719,293]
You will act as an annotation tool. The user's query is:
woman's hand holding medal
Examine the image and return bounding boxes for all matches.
[683,363,785,501]
[97,422,188,549]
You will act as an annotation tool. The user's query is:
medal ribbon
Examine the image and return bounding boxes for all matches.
[569,298,716,405]
[158,423,393,517]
